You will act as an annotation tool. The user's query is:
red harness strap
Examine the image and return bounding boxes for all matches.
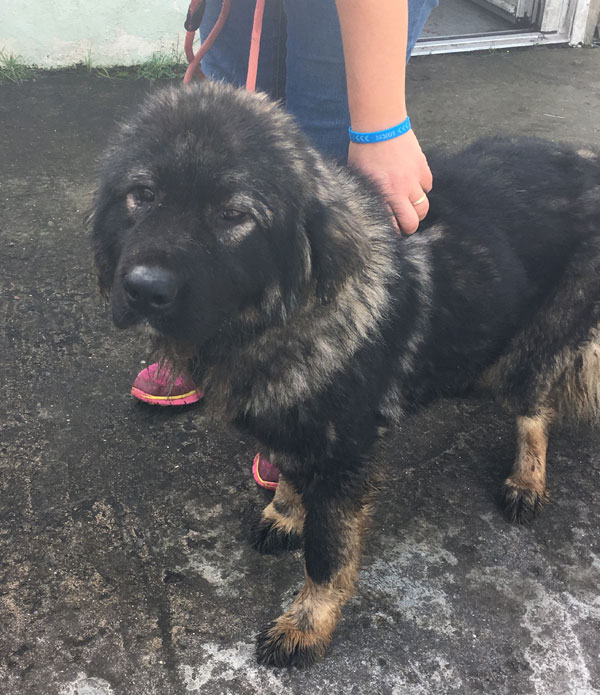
[183,0,266,92]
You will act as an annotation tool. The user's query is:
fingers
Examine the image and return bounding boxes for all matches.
[420,165,434,198]
[411,193,428,208]
[347,133,433,236]
[389,191,430,235]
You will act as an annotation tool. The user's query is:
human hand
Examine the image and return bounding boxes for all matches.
[348,130,433,234]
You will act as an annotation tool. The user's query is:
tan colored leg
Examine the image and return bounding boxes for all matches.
[501,409,553,524]
[256,497,373,667]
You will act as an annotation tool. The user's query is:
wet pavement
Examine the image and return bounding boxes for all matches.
[1,46,600,695]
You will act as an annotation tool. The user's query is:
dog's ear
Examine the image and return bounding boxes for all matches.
[85,206,107,299]
[304,198,363,304]
[86,194,117,299]
[92,241,116,300]
[94,264,110,301]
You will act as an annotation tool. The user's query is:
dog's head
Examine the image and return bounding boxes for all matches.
[91,82,364,349]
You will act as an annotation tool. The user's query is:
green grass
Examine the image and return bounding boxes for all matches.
[94,65,136,80]
[83,48,94,73]
[135,49,186,81]
[86,46,186,82]
[0,50,35,84]
[0,46,187,85]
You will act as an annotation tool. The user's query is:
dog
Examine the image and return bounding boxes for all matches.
[90,81,600,667]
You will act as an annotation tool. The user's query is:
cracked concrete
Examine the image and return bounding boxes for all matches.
[1,46,600,694]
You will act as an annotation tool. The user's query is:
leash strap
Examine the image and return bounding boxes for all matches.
[184,0,206,32]
[183,0,264,91]
[183,0,231,84]
[246,0,265,92]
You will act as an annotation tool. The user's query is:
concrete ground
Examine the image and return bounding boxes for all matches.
[1,45,600,695]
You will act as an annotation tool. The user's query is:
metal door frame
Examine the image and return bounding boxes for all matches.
[412,0,596,54]
[471,0,538,24]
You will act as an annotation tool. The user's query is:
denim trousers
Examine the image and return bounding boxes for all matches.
[200,0,438,161]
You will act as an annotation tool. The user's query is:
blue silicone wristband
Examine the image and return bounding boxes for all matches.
[348,116,412,144]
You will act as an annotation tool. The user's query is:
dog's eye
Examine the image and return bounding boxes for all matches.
[126,187,157,216]
[220,209,247,223]
[135,187,156,203]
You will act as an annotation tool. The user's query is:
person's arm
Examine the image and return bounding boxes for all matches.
[335,0,432,234]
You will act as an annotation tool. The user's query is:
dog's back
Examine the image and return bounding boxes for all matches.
[427,137,600,282]
[390,137,600,407]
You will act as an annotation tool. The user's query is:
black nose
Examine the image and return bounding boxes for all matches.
[123,265,179,315]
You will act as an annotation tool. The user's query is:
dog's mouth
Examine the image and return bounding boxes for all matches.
[111,295,142,329]
[111,293,182,338]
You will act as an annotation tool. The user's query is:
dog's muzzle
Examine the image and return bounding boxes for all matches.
[122,265,180,318]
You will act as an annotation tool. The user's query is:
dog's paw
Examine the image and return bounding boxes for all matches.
[251,518,302,555]
[500,479,550,524]
[255,620,326,668]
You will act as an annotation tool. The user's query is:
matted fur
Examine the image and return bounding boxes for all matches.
[91,82,600,667]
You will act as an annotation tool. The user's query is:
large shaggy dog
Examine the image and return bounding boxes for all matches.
[91,82,600,667]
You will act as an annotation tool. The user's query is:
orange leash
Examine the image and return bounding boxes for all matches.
[183,0,231,85]
[246,0,265,92]
[183,0,265,92]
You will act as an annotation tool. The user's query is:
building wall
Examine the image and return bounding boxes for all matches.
[2,0,598,68]
[1,0,189,67]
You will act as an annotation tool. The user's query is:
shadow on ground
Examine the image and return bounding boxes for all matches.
[1,46,599,695]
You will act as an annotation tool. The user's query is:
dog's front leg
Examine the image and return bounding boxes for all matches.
[255,475,375,667]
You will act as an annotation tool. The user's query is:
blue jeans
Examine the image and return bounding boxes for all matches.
[200,0,438,162]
